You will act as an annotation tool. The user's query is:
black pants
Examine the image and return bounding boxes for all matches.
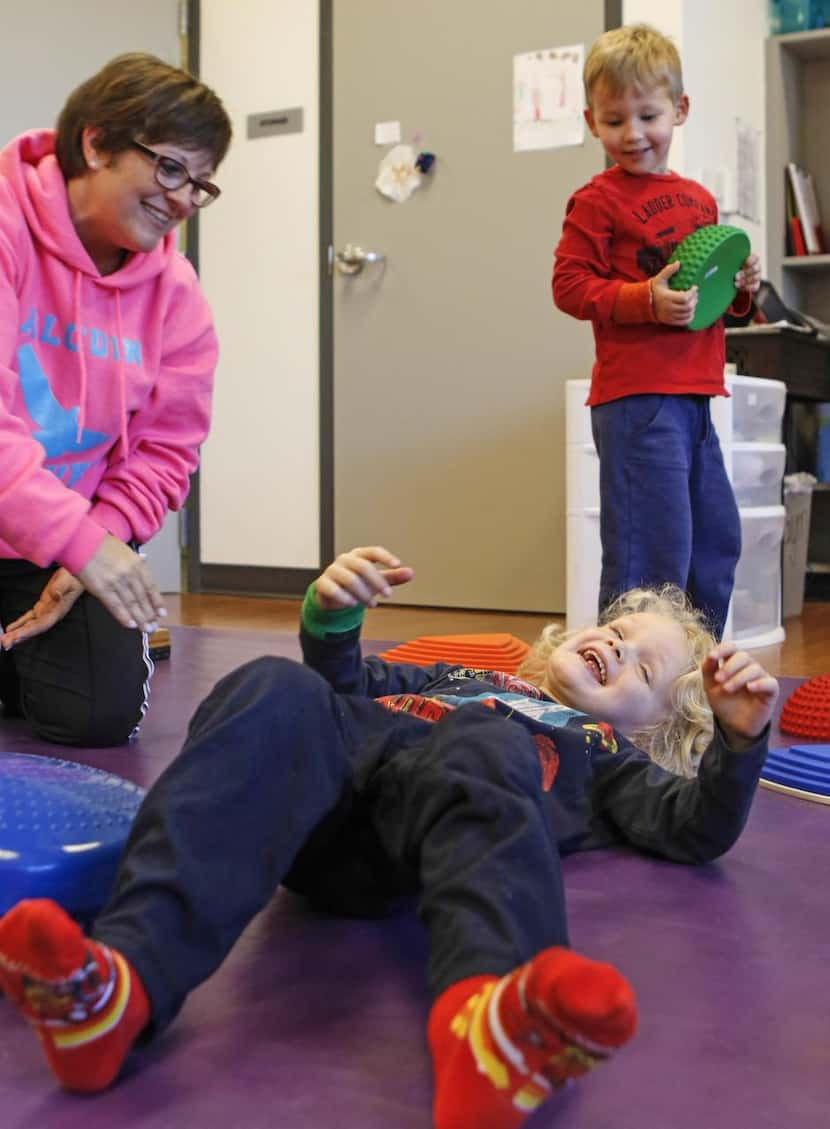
[94,656,570,1034]
[0,559,152,746]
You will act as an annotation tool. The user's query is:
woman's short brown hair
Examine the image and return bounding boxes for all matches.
[55,52,232,178]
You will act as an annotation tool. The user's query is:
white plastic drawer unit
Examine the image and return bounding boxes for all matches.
[730,506,786,641]
[725,443,786,508]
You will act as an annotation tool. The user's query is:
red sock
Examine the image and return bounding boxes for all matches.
[428,946,637,1129]
[0,899,149,1092]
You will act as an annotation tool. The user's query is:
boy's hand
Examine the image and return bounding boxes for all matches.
[315,546,414,611]
[650,261,699,327]
[734,252,761,294]
[702,641,779,749]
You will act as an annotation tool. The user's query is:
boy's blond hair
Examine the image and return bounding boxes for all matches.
[584,23,684,107]
[516,585,715,779]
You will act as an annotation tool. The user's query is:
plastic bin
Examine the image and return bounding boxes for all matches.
[769,0,829,34]
[729,443,786,507]
[729,375,787,443]
[566,509,601,630]
[783,474,816,618]
[730,506,786,641]
[781,476,813,618]
[566,443,600,510]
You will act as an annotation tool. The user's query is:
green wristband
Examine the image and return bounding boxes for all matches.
[301,582,366,640]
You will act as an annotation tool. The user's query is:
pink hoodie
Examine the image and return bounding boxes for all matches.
[0,130,217,574]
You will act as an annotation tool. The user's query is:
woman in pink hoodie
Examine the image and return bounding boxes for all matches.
[0,53,232,746]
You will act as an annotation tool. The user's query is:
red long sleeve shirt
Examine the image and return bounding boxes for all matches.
[553,166,749,406]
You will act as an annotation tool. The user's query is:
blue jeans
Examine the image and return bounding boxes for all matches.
[591,394,741,638]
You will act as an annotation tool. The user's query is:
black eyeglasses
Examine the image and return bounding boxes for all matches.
[130,140,221,208]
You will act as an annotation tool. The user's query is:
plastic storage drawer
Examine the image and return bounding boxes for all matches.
[730,506,785,641]
[727,442,785,507]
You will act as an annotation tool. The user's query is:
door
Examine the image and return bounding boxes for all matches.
[332,1,605,611]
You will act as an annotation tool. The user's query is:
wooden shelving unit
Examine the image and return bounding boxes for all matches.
[766,29,830,315]
[765,30,830,591]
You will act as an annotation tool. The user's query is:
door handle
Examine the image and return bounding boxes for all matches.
[331,243,385,276]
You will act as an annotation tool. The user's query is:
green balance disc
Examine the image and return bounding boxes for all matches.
[666,224,751,331]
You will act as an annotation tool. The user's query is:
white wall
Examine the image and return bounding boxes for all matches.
[0,0,181,145]
[198,0,320,569]
[623,0,768,259]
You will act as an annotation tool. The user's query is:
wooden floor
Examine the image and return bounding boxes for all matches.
[163,592,830,679]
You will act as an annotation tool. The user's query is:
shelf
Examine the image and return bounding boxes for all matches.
[783,254,830,269]
[773,27,830,60]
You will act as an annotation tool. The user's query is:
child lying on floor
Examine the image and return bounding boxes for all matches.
[0,545,778,1129]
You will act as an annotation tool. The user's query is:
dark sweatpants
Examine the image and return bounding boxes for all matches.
[0,559,152,747]
[94,656,570,1034]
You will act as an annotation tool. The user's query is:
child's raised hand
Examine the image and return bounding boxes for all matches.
[702,641,779,748]
[315,545,414,611]
[650,261,699,327]
[734,252,761,294]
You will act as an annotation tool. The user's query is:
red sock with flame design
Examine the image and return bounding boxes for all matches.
[0,898,149,1092]
[427,946,637,1129]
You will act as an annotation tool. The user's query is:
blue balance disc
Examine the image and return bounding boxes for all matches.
[0,752,145,917]
[760,744,830,805]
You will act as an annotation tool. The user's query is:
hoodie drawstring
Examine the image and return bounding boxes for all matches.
[73,270,88,444]
[114,289,128,459]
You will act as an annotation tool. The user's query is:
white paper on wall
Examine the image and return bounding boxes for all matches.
[513,44,585,153]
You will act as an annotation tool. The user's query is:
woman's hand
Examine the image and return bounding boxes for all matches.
[314,546,414,610]
[77,534,166,632]
[0,568,84,649]
[702,641,779,749]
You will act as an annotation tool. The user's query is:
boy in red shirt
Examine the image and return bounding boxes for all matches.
[553,24,761,638]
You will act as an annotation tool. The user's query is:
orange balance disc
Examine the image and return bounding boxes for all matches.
[378,633,531,675]
[778,674,830,740]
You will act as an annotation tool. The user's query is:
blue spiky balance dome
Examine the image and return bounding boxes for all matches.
[667,223,751,330]
[0,752,145,918]
[761,745,830,805]
[762,675,830,805]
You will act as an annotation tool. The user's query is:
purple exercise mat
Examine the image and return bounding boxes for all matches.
[1,631,826,1129]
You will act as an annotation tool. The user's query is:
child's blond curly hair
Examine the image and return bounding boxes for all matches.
[583,23,684,107]
[516,585,715,778]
